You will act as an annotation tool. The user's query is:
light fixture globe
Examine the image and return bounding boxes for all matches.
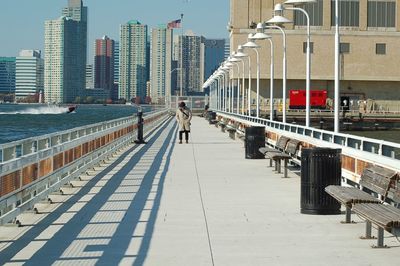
[242,40,260,49]
[284,0,317,6]
[266,15,292,25]
[235,47,248,58]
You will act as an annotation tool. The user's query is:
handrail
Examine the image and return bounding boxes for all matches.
[0,109,167,163]
[217,111,400,162]
[0,109,169,225]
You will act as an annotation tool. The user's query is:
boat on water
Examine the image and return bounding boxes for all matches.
[67,105,77,113]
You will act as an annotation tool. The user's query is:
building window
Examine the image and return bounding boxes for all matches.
[340,43,350,53]
[303,42,314,53]
[331,0,359,27]
[294,0,323,26]
[376,43,386,55]
[368,1,396,28]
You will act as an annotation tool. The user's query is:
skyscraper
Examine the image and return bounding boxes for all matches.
[62,0,87,78]
[86,64,94,89]
[204,39,225,82]
[178,33,204,94]
[112,41,120,101]
[94,36,114,92]
[15,50,44,100]
[119,20,148,102]
[150,25,172,103]
[0,57,16,96]
[44,0,87,103]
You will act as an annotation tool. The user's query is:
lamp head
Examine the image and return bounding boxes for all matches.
[284,0,317,6]
[266,15,292,25]
[242,40,261,49]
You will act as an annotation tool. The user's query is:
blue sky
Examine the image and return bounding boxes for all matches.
[0,0,229,61]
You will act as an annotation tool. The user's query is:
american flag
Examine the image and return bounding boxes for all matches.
[167,19,181,29]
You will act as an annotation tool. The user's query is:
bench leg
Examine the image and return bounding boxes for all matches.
[341,207,354,224]
[372,227,388,248]
[360,220,375,240]
[276,160,281,173]
[269,159,273,167]
[283,159,288,178]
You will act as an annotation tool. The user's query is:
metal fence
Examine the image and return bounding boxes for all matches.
[0,110,169,225]
[217,111,400,174]
[170,96,209,113]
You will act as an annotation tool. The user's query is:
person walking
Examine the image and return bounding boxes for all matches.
[176,101,192,144]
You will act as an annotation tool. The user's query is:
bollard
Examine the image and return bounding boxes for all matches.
[134,108,146,144]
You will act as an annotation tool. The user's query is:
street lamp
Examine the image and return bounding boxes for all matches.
[334,0,340,133]
[234,46,249,115]
[229,53,242,114]
[266,13,292,124]
[242,34,261,117]
[250,24,274,121]
[222,64,231,112]
[277,0,316,127]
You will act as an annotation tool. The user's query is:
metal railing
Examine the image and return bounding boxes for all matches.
[217,111,400,171]
[0,109,169,225]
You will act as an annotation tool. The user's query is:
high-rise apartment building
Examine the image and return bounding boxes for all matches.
[204,39,225,82]
[112,41,120,101]
[95,36,114,91]
[0,57,16,95]
[85,64,94,89]
[15,50,44,100]
[230,0,400,101]
[178,34,205,94]
[119,20,148,102]
[150,26,172,103]
[44,0,87,103]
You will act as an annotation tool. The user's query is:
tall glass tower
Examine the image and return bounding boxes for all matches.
[44,0,87,103]
[119,20,148,102]
[150,25,172,104]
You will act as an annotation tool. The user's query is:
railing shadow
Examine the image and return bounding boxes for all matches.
[0,119,177,265]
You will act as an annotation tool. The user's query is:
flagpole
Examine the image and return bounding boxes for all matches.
[180,13,184,97]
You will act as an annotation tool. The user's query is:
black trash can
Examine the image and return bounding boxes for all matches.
[245,126,265,159]
[209,112,216,122]
[301,148,341,215]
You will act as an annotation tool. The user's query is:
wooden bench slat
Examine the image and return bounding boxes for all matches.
[325,185,381,206]
[353,203,400,232]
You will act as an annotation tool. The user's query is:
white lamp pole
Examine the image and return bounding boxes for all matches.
[235,45,249,115]
[264,21,291,123]
[229,55,242,114]
[250,24,274,120]
[283,0,316,127]
[334,0,340,133]
[243,35,261,117]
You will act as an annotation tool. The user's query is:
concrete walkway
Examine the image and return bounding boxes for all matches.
[0,116,399,266]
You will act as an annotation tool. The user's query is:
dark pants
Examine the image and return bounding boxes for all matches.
[179,130,189,141]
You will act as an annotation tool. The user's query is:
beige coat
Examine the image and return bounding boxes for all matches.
[176,107,192,131]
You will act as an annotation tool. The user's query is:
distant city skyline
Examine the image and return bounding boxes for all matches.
[1,0,230,61]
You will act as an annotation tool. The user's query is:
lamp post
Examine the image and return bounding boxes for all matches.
[334,0,340,133]
[265,15,292,124]
[234,45,249,115]
[222,64,231,112]
[242,34,261,117]
[250,24,274,121]
[278,0,316,127]
[229,54,242,114]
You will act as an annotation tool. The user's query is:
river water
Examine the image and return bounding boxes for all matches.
[1,104,399,145]
[0,104,150,144]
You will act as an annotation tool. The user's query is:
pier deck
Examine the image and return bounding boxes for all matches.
[0,116,399,265]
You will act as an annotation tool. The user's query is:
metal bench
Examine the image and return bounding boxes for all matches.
[353,202,400,248]
[226,122,239,140]
[259,137,301,178]
[325,165,400,248]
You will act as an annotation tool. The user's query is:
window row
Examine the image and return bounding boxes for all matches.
[294,0,396,28]
[302,42,387,55]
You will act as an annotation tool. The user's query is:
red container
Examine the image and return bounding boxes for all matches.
[289,90,327,109]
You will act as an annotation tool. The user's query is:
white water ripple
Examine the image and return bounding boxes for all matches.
[0,106,69,115]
